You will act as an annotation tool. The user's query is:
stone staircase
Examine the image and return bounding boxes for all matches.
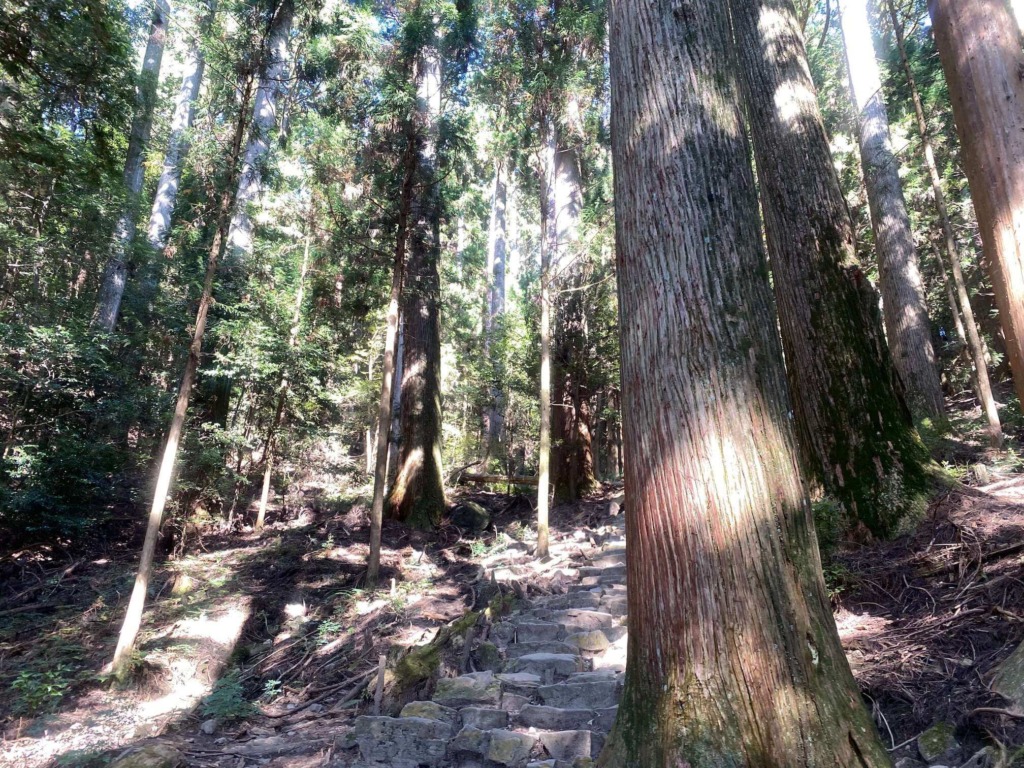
[340,517,628,768]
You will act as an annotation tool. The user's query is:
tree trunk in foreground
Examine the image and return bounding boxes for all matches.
[387,33,446,529]
[484,162,508,463]
[93,0,168,333]
[887,0,1001,446]
[147,0,213,251]
[255,232,311,532]
[730,0,928,537]
[929,0,1024,417]
[599,0,892,764]
[109,78,253,677]
[839,0,945,422]
[226,0,293,268]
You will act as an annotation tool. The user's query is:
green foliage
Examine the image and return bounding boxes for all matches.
[201,669,256,721]
[812,497,848,561]
[11,664,74,716]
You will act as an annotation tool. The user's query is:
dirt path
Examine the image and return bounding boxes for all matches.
[4,477,1024,767]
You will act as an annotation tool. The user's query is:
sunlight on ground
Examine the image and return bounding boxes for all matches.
[138,604,250,720]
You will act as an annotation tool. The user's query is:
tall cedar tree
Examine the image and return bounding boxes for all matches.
[928,0,1024,415]
[884,0,1001,446]
[387,9,446,528]
[148,0,214,251]
[226,0,294,266]
[93,0,168,332]
[483,161,508,461]
[838,0,944,421]
[599,0,891,763]
[550,107,599,503]
[729,0,928,536]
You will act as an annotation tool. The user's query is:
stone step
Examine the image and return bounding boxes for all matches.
[538,729,594,761]
[532,592,603,610]
[516,704,602,731]
[539,679,622,709]
[496,672,543,697]
[577,565,626,580]
[432,671,502,707]
[342,715,452,767]
[600,596,627,615]
[450,726,537,767]
[586,554,626,568]
[508,653,584,679]
[511,622,563,643]
[521,609,615,632]
[460,706,510,730]
[505,640,579,658]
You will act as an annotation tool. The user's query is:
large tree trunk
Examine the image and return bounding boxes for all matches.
[928,0,1024,415]
[368,145,416,585]
[550,118,598,502]
[886,0,1001,446]
[147,0,213,251]
[599,0,892,764]
[109,76,254,678]
[730,0,928,537]
[484,162,508,462]
[225,0,293,267]
[387,32,446,529]
[839,0,945,421]
[93,0,168,332]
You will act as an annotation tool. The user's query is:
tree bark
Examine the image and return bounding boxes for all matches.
[885,0,1001,446]
[484,162,508,462]
[839,0,945,421]
[225,0,293,268]
[147,0,213,251]
[730,0,928,536]
[109,74,254,677]
[367,145,415,585]
[93,0,168,332]
[387,29,446,529]
[599,0,892,764]
[928,0,1024,418]
[537,125,554,560]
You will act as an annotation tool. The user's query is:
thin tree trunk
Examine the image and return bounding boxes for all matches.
[109,75,253,677]
[484,161,508,462]
[839,0,945,421]
[255,232,311,531]
[387,27,446,529]
[886,0,1001,446]
[730,0,928,536]
[147,0,213,251]
[366,358,375,476]
[93,0,169,332]
[929,0,1024,420]
[226,0,294,267]
[599,0,892,763]
[535,120,559,561]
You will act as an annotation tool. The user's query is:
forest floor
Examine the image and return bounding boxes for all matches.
[3,406,1024,766]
